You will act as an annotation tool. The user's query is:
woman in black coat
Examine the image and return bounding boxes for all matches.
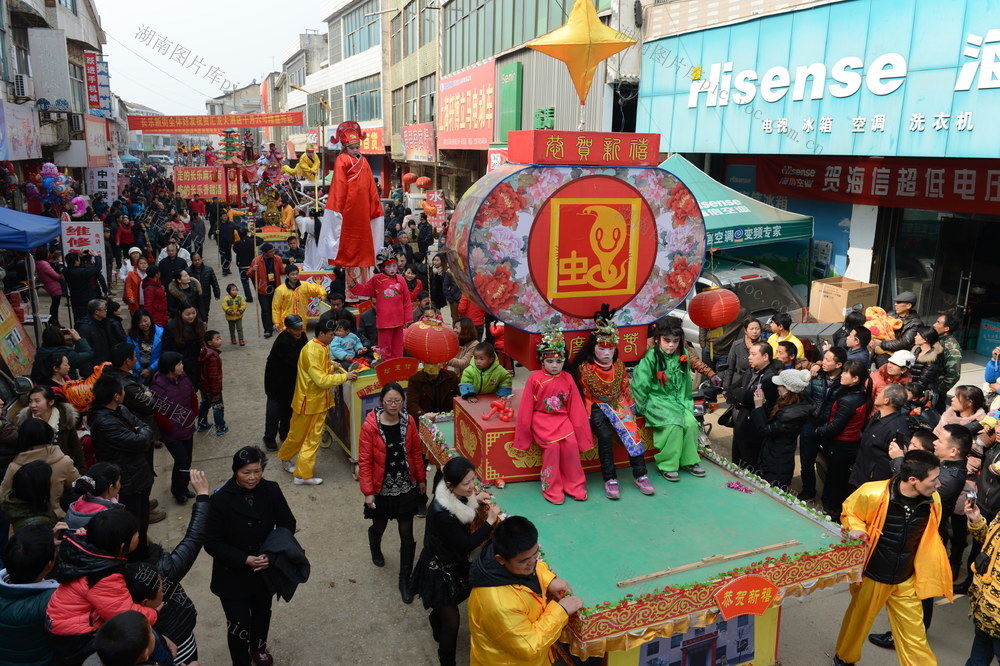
[411,457,500,666]
[751,369,813,488]
[204,447,296,666]
[909,326,945,394]
[163,303,205,392]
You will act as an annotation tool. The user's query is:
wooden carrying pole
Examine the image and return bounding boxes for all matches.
[616,539,800,588]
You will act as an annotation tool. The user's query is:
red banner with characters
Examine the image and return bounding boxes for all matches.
[402,123,436,162]
[174,167,226,199]
[127,112,304,134]
[84,51,100,112]
[438,59,496,150]
[359,125,385,155]
[714,574,778,620]
[749,155,1000,215]
[509,130,660,167]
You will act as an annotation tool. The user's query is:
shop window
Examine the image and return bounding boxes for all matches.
[391,13,402,63]
[391,87,403,136]
[420,0,436,46]
[68,62,85,114]
[419,74,435,123]
[403,1,418,56]
[343,0,380,58]
[346,74,381,122]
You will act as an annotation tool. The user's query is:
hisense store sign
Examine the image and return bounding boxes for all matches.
[637,0,1000,158]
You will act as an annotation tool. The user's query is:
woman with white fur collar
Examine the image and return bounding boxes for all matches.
[411,456,500,666]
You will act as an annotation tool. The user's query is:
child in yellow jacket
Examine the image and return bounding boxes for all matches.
[221,283,247,346]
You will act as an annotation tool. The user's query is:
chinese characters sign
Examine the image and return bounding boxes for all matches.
[401,123,436,163]
[174,167,226,199]
[528,176,657,319]
[86,167,119,201]
[426,190,446,227]
[509,130,660,167]
[134,24,236,94]
[753,155,1000,216]
[714,574,778,620]
[358,125,385,155]
[487,145,509,172]
[84,51,101,113]
[438,59,496,150]
[638,0,1000,158]
[0,292,34,376]
[95,59,112,119]
[128,112,304,134]
[60,221,104,259]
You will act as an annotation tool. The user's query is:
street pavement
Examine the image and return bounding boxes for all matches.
[100,244,982,664]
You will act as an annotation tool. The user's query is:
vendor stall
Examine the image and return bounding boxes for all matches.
[420,417,865,663]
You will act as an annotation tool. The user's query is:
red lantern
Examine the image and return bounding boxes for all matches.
[404,318,460,363]
[416,176,432,190]
[402,172,418,187]
[688,286,741,330]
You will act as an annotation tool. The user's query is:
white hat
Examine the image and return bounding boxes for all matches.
[772,368,811,393]
[128,247,141,256]
[887,350,916,369]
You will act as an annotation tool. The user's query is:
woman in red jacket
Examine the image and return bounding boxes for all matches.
[457,294,485,341]
[141,265,169,326]
[816,360,874,521]
[358,382,426,604]
[45,508,161,663]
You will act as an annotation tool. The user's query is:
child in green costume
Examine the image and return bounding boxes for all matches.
[632,319,707,482]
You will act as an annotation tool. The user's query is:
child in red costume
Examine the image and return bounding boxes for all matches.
[514,328,592,504]
[351,247,410,359]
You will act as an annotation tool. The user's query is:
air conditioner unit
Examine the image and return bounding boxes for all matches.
[69,113,83,132]
[39,111,52,123]
[13,74,33,99]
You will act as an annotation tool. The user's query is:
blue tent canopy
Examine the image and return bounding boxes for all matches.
[0,207,60,251]
[120,153,140,163]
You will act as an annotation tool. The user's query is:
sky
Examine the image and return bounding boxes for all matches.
[97,0,328,115]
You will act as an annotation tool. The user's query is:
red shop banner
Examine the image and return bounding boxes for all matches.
[509,130,660,167]
[438,59,496,151]
[84,51,100,112]
[402,123,436,162]
[359,125,385,155]
[750,155,1000,216]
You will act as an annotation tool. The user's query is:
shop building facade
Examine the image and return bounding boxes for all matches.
[638,0,1000,349]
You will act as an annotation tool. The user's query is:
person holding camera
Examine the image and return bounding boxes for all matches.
[964,481,1000,664]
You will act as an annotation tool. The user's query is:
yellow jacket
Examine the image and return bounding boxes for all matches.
[468,559,567,666]
[968,515,1000,635]
[272,281,327,332]
[281,204,295,231]
[296,151,320,182]
[842,479,953,601]
[291,338,347,414]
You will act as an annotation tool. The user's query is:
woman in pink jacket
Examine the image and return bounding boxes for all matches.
[351,247,411,359]
[34,248,65,325]
[45,508,160,662]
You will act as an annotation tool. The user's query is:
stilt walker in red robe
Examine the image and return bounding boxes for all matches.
[318,121,384,301]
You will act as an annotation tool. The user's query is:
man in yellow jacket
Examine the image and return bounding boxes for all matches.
[277,318,357,485]
[468,516,582,666]
[833,449,952,666]
[271,265,328,333]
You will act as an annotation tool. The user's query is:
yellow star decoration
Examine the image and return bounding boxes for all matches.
[527,0,636,105]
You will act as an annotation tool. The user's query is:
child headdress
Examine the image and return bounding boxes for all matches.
[537,326,566,361]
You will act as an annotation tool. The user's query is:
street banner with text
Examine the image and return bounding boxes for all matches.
[128,112,304,134]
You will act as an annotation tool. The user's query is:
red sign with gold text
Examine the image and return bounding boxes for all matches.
[84,51,100,111]
[527,175,656,319]
[174,167,226,199]
[438,59,496,150]
[128,112,304,134]
[359,126,385,155]
[508,130,660,167]
[745,154,1000,216]
[714,574,778,620]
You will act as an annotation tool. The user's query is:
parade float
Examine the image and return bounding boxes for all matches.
[414,0,866,662]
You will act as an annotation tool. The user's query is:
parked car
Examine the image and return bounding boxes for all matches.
[673,255,808,363]
[146,154,173,166]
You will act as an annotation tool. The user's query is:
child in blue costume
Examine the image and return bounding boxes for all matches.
[632,318,707,482]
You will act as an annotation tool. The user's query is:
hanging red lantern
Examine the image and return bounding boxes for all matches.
[402,172,418,187]
[416,176,432,190]
[404,318,460,363]
[688,286,741,330]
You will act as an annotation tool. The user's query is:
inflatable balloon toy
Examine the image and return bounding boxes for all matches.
[70,195,87,217]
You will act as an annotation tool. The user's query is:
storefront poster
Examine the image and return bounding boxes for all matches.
[4,103,40,161]
[127,112,304,134]
[60,221,104,259]
[426,190,446,227]
[358,124,385,155]
[638,0,1000,158]
[174,166,226,199]
[0,292,34,377]
[752,155,1000,217]
[438,59,496,150]
[86,166,119,200]
[84,115,110,168]
[401,123,436,162]
[96,59,112,119]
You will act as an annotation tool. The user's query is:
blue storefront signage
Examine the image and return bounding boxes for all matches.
[637,0,1000,158]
